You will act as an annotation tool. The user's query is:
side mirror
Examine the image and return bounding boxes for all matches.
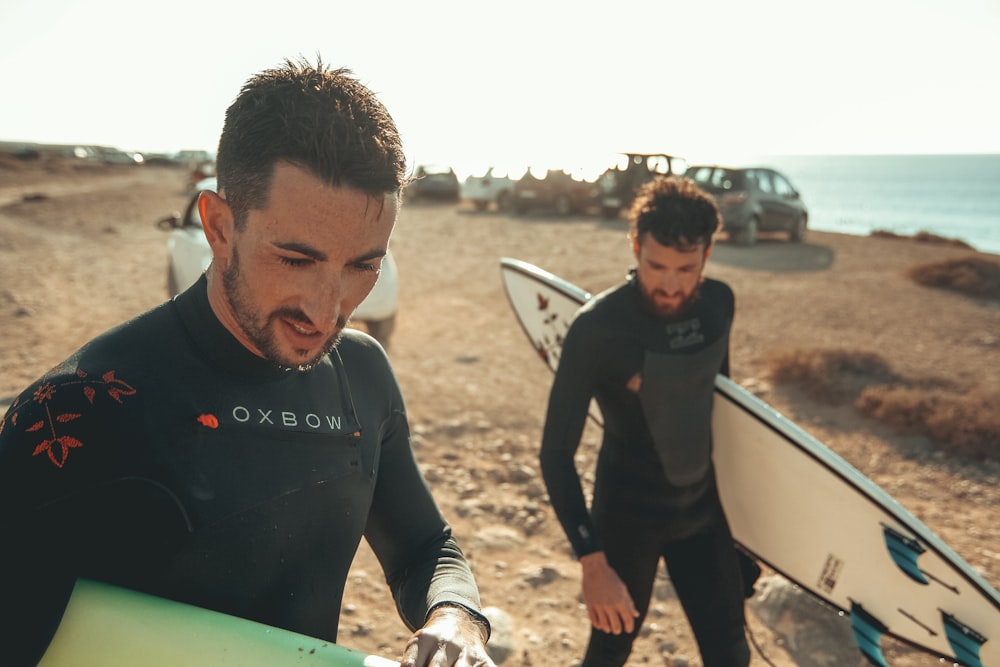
[156,212,182,231]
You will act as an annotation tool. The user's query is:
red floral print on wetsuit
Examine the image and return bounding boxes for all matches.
[0,369,136,468]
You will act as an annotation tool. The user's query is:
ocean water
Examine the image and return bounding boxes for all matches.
[744,154,1000,255]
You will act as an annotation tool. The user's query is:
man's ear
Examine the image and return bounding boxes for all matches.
[199,191,235,269]
[629,232,640,259]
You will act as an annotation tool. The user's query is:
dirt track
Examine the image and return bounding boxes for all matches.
[1,157,997,666]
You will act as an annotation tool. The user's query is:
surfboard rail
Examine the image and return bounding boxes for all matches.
[714,373,1000,613]
[39,578,399,667]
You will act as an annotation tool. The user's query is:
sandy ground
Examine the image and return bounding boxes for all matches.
[1,156,997,666]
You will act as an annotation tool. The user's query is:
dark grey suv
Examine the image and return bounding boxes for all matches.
[596,152,685,220]
[686,165,808,246]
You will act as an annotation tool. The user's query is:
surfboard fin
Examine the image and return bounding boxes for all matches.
[942,612,987,667]
[883,525,929,584]
[849,602,889,667]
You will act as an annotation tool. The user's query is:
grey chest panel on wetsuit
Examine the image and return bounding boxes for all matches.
[637,333,729,487]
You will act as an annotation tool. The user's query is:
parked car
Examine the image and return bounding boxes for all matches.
[511,166,597,216]
[73,145,145,165]
[173,149,215,166]
[405,164,460,202]
[156,178,400,348]
[596,152,686,220]
[460,166,516,211]
[685,165,809,246]
[180,160,217,194]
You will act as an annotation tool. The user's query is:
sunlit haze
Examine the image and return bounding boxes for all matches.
[2,0,998,177]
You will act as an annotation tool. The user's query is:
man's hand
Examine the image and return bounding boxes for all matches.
[580,551,639,635]
[400,604,495,666]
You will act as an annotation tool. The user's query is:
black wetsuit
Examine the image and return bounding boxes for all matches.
[540,272,750,667]
[0,276,483,666]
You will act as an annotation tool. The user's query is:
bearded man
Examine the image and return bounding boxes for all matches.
[540,176,759,667]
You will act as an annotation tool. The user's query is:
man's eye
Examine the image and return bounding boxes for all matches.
[279,257,311,267]
[355,262,381,273]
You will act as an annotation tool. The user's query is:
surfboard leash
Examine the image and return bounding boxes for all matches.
[745,623,779,667]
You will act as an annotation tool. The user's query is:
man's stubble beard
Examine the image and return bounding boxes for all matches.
[221,246,342,371]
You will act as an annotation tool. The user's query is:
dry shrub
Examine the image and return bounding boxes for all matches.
[765,348,900,403]
[906,256,1000,299]
[870,228,974,249]
[912,231,974,249]
[855,386,939,433]
[870,229,904,241]
[857,385,1000,459]
[766,347,997,459]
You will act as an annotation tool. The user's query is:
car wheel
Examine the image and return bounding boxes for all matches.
[496,191,511,213]
[554,194,572,216]
[789,214,807,242]
[736,217,759,247]
[473,200,488,212]
[600,205,619,220]
[364,315,396,350]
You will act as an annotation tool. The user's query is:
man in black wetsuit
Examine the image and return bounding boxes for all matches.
[0,59,494,667]
[540,177,757,666]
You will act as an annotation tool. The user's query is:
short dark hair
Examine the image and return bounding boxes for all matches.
[216,57,408,226]
[628,176,721,249]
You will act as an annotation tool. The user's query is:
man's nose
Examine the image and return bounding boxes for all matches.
[300,276,343,329]
[659,272,681,295]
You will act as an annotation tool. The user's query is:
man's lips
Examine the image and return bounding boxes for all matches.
[287,320,318,335]
[279,317,327,345]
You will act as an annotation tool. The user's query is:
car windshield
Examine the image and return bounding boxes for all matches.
[467,166,520,179]
[419,165,453,176]
[688,167,745,190]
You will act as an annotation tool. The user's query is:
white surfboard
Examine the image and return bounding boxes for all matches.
[500,257,999,667]
[38,578,398,667]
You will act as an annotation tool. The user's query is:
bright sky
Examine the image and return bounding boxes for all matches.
[2,0,998,176]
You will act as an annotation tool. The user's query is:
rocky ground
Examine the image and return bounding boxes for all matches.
[1,155,997,666]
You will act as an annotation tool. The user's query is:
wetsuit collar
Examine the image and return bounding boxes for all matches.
[172,275,296,382]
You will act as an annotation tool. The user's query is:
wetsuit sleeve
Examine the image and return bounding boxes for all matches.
[539,314,603,557]
[0,389,80,667]
[363,407,485,632]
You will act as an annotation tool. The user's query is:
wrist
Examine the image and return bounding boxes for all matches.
[427,602,491,643]
[579,551,608,570]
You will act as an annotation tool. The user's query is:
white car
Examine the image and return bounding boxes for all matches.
[156,178,399,348]
[460,166,516,211]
